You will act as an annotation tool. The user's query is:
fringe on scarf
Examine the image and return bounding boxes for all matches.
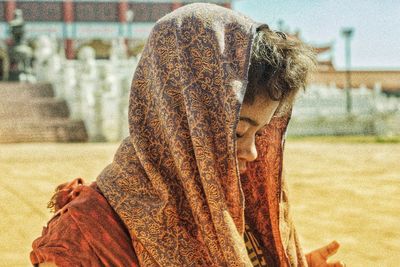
[47,178,85,213]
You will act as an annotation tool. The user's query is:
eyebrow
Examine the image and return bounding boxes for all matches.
[239,116,259,127]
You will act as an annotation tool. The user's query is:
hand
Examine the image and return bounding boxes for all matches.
[305,240,345,267]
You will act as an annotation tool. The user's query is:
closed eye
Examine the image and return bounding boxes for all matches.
[256,125,268,137]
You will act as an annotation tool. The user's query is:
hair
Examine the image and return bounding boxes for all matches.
[244,26,316,108]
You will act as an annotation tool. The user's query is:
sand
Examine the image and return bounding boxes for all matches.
[0,140,399,266]
[285,140,399,266]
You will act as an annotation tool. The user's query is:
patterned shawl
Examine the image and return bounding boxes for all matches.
[97,3,306,266]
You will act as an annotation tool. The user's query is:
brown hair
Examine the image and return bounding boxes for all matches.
[244,27,316,106]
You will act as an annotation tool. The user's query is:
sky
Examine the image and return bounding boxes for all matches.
[233,0,400,70]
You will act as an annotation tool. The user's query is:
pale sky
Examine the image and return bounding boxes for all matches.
[233,0,400,70]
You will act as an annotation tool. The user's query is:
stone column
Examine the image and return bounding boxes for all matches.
[5,0,16,22]
[118,0,128,42]
[63,0,75,59]
[223,3,231,9]
[172,1,182,10]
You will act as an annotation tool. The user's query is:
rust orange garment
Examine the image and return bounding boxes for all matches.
[30,179,140,266]
[30,179,278,266]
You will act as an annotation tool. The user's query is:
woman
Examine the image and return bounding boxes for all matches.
[31,3,343,267]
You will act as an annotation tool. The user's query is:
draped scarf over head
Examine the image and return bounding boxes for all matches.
[97,3,305,266]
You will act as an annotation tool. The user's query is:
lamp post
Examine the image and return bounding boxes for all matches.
[341,28,354,114]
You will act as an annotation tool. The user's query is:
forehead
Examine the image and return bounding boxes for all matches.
[239,97,280,126]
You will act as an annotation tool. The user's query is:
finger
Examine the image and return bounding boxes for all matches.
[328,261,345,267]
[319,240,340,259]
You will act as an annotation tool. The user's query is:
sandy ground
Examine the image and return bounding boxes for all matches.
[0,140,399,266]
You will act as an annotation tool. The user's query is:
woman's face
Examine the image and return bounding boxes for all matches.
[236,97,280,174]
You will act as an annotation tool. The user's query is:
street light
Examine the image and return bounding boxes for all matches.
[341,28,354,114]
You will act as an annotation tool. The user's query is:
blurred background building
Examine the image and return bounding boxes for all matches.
[0,0,232,59]
[0,0,399,143]
[310,42,400,97]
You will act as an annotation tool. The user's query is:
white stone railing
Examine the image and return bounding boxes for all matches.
[34,50,399,140]
[288,84,400,136]
[36,55,138,142]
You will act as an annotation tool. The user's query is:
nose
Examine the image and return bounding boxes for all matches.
[237,138,258,162]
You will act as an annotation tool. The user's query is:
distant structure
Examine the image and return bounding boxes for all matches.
[309,38,400,96]
[0,0,232,59]
[1,1,398,95]
[314,44,335,72]
[6,9,33,81]
[0,82,88,143]
[279,29,399,96]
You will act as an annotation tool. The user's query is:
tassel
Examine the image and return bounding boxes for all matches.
[47,178,85,213]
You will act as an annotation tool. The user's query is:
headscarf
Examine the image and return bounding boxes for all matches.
[97,3,306,266]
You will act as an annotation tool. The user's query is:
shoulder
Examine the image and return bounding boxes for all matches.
[31,179,138,267]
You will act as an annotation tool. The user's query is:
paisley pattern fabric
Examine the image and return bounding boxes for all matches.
[241,115,307,266]
[94,3,306,266]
